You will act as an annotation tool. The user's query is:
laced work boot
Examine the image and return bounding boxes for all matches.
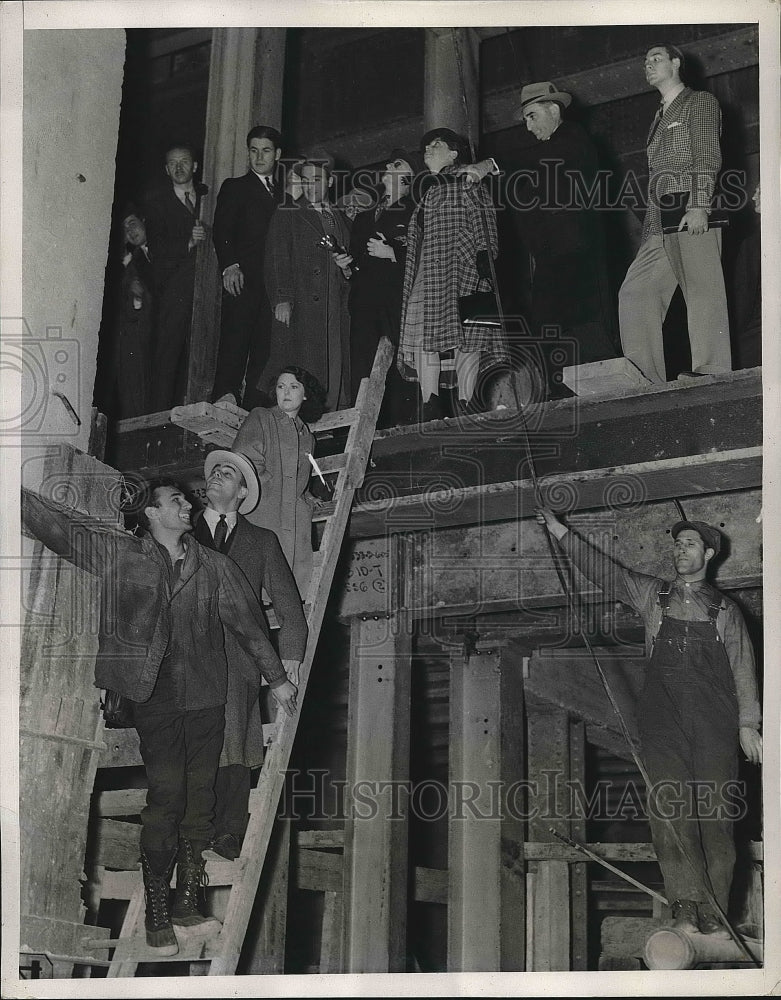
[140,849,178,955]
[171,839,222,933]
[670,898,700,934]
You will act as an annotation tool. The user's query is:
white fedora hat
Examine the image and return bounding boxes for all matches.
[203,449,260,514]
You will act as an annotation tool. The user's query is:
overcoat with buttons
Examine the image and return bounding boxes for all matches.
[261,199,352,410]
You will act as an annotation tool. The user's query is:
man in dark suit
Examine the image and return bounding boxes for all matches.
[143,142,208,412]
[193,448,307,861]
[211,125,283,410]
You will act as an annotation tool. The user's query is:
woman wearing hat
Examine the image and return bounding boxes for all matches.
[233,365,327,597]
[346,148,421,426]
[397,128,510,419]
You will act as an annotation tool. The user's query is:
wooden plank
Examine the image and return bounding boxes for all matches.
[319,891,344,974]
[532,861,571,972]
[353,487,763,621]
[522,842,656,863]
[297,829,345,849]
[481,27,757,132]
[94,788,147,817]
[89,819,141,870]
[242,818,290,975]
[98,727,142,768]
[447,646,527,972]
[342,613,412,973]
[346,447,762,538]
[294,850,344,893]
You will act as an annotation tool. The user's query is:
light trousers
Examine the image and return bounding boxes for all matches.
[618,230,731,384]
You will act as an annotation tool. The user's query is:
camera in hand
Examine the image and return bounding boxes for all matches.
[318,234,359,273]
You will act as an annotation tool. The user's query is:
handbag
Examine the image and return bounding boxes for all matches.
[101,688,135,729]
[458,289,503,327]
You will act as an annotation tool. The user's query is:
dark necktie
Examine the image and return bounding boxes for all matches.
[265,177,274,196]
[213,514,228,550]
[184,190,195,214]
[320,206,337,235]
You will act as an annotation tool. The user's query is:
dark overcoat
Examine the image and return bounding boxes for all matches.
[261,200,352,410]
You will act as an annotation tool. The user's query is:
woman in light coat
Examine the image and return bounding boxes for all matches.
[233,366,327,597]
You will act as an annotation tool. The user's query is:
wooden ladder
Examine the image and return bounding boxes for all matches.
[105,337,393,977]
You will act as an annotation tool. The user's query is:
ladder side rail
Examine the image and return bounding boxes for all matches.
[206,337,393,975]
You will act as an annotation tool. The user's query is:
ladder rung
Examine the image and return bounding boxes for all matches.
[311,407,359,433]
[312,501,336,522]
[312,452,348,475]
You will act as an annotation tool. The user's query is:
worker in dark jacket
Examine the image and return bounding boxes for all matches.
[22,483,297,956]
[536,505,761,938]
[193,448,307,861]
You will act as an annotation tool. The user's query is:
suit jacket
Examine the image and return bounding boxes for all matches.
[143,181,205,289]
[643,87,722,239]
[193,509,307,767]
[192,511,306,661]
[22,489,287,709]
[212,170,281,278]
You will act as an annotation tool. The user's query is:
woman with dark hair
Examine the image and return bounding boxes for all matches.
[232,366,326,596]
[398,128,510,418]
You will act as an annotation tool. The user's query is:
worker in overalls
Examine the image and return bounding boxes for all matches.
[535,507,762,936]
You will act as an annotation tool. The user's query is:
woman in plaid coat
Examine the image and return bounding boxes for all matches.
[398,128,509,416]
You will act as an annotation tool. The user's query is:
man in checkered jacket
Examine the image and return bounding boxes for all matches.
[618,44,732,384]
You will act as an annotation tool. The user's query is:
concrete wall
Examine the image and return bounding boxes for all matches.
[23,29,125,455]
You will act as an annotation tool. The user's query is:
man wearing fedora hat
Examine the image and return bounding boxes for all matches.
[535,505,761,938]
[195,449,307,861]
[509,81,618,395]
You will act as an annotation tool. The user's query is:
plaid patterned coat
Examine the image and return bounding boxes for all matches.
[398,167,508,371]
[643,87,722,239]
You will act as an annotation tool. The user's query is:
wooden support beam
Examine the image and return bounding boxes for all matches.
[186,27,258,405]
[342,613,412,973]
[20,448,122,961]
[569,720,588,971]
[526,708,571,972]
[482,27,758,134]
[447,647,526,972]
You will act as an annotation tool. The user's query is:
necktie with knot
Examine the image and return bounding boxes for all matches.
[265,176,274,196]
[184,190,195,214]
[213,514,228,550]
[320,206,337,236]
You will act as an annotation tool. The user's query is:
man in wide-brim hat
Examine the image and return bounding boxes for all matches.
[194,449,307,862]
[508,78,619,395]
